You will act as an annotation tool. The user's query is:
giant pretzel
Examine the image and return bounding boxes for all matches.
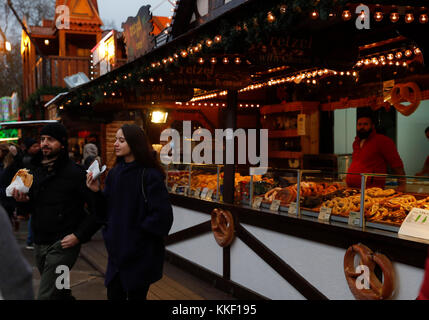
[344,243,395,300]
[390,82,421,116]
[211,208,235,247]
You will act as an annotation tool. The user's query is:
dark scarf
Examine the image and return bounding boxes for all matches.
[41,156,58,172]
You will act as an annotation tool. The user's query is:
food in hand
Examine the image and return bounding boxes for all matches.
[12,169,33,188]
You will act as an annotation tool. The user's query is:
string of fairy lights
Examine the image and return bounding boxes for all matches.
[66,2,427,110]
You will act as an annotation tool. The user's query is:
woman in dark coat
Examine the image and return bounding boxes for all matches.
[86,124,173,300]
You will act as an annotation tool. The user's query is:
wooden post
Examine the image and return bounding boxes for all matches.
[223,90,237,204]
[59,29,66,57]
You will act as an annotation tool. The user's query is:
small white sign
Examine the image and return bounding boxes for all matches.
[399,208,429,240]
[252,197,263,209]
[288,202,298,215]
[205,189,214,200]
[348,211,361,227]
[183,186,189,196]
[297,114,306,136]
[270,200,281,212]
[194,187,201,198]
[318,207,332,222]
[200,187,209,199]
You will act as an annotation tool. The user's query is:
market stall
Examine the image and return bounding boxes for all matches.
[45,0,429,299]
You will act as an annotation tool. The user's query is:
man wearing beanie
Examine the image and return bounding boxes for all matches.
[12,123,101,300]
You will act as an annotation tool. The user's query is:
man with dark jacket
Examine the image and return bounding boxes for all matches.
[12,123,101,300]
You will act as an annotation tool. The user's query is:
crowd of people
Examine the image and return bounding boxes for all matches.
[0,123,173,300]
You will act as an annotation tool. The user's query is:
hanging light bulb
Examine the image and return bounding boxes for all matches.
[390,9,399,23]
[420,12,428,23]
[374,7,383,21]
[210,57,217,64]
[414,47,422,55]
[405,12,414,23]
[222,57,229,64]
[342,9,352,21]
[387,53,394,60]
[234,57,241,64]
[310,10,319,20]
[395,52,403,59]
[267,11,275,22]
[198,57,204,64]
[214,35,222,43]
[206,39,213,47]
[405,49,413,57]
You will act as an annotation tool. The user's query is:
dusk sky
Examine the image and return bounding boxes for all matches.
[98,0,174,30]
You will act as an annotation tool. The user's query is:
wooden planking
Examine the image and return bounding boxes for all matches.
[154,276,204,300]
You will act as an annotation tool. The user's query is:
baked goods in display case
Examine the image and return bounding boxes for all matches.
[319,187,429,226]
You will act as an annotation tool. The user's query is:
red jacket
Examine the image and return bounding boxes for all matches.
[346,130,404,188]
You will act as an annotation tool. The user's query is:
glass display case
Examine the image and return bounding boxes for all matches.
[167,163,429,236]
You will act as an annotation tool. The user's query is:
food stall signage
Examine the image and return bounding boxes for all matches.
[270,200,281,212]
[122,5,154,62]
[318,207,332,222]
[399,208,429,241]
[348,211,360,227]
[297,114,306,136]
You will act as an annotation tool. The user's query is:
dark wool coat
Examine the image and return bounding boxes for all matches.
[18,151,101,245]
[97,160,173,291]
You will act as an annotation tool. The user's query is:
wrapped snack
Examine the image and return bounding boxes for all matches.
[86,159,106,180]
[6,169,33,196]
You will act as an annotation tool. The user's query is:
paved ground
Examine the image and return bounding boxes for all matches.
[14,219,235,300]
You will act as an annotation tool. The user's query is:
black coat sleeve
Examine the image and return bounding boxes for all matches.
[72,170,104,244]
[140,169,173,237]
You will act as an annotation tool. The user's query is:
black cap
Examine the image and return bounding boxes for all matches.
[23,137,38,150]
[40,123,68,150]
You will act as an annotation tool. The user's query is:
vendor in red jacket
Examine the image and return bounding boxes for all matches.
[346,112,406,189]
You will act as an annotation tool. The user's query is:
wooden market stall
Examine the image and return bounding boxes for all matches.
[45,0,429,300]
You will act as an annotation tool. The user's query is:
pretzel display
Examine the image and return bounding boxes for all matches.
[390,82,421,116]
[344,243,395,300]
[211,208,235,247]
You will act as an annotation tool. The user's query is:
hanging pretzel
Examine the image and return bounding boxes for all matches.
[344,243,395,300]
[390,82,421,116]
[211,208,235,247]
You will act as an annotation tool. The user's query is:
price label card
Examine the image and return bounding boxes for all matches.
[399,208,429,240]
[200,187,209,199]
[288,202,297,215]
[205,189,214,200]
[171,184,178,193]
[348,211,361,227]
[270,200,281,212]
[194,187,201,198]
[252,197,263,209]
[318,207,332,222]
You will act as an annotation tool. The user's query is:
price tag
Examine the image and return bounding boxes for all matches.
[348,211,361,227]
[270,200,281,212]
[318,207,332,222]
[183,186,189,196]
[171,184,178,193]
[200,187,209,199]
[252,197,263,209]
[193,187,201,198]
[288,202,297,215]
[205,189,214,200]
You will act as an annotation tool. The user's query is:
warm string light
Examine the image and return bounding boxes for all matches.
[239,69,355,93]
[180,101,260,108]
[354,48,421,69]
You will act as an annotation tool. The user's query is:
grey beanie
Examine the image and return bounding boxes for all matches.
[82,143,98,161]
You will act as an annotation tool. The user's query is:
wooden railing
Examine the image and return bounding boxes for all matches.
[35,56,91,89]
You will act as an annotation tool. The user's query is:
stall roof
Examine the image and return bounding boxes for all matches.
[0,120,59,129]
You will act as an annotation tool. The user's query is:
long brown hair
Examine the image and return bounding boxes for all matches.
[115,124,165,176]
